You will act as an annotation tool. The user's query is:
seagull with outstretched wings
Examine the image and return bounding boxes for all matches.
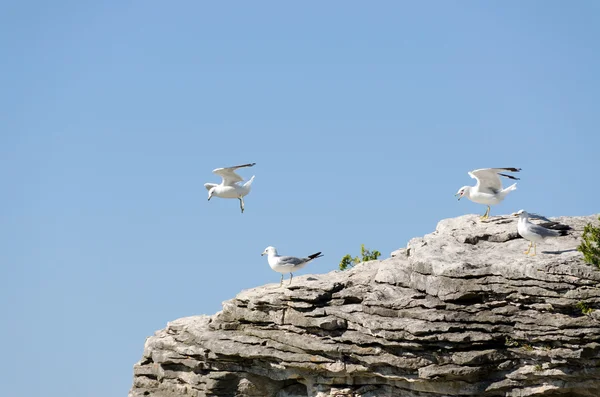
[205,163,256,213]
[455,167,521,220]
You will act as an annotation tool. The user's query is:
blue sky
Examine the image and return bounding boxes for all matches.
[1,2,599,396]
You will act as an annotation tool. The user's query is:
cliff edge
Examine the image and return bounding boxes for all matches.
[130,214,600,397]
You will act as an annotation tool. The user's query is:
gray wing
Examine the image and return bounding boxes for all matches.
[527,222,562,238]
[468,168,520,194]
[469,169,502,193]
[212,163,256,186]
[528,213,552,222]
[528,213,571,231]
[277,256,307,267]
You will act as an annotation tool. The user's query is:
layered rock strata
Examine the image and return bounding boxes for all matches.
[130,214,600,397]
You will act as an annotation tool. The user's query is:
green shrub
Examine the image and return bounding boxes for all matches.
[576,301,594,315]
[339,244,381,271]
[578,216,600,267]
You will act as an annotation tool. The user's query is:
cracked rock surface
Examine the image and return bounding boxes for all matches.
[130,214,600,397]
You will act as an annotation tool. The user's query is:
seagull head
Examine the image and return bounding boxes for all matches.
[513,210,539,221]
[207,187,215,201]
[513,210,551,222]
[261,246,277,256]
[455,186,470,200]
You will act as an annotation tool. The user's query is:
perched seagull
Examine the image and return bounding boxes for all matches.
[205,163,256,213]
[455,167,521,220]
[261,246,323,286]
[512,210,568,256]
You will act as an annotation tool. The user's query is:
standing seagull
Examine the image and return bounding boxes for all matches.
[512,210,568,256]
[455,167,521,220]
[205,163,256,213]
[261,246,323,286]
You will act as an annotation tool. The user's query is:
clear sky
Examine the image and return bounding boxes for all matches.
[1,1,599,396]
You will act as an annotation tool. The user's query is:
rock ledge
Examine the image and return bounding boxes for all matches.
[130,214,600,397]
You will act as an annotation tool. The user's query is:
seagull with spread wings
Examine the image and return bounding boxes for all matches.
[261,246,323,286]
[455,167,521,220]
[512,210,569,256]
[205,163,256,213]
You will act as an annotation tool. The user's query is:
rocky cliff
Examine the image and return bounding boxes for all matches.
[130,214,600,397]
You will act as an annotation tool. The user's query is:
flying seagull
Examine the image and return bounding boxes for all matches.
[261,246,323,286]
[455,167,521,220]
[205,163,256,213]
[512,210,568,256]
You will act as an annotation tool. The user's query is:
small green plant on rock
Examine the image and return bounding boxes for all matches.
[339,244,382,271]
[578,216,600,267]
[576,301,594,315]
[505,336,519,347]
[522,344,534,351]
[534,364,543,372]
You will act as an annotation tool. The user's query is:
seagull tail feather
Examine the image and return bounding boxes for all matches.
[503,183,517,193]
[243,175,255,187]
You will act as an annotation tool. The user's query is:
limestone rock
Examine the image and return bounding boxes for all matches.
[130,214,600,397]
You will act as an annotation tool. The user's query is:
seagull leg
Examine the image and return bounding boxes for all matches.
[480,206,491,220]
[239,197,245,213]
[289,273,293,285]
[532,243,537,256]
[279,274,283,287]
[524,241,532,255]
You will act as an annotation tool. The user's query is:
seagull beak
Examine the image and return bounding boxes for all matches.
[511,212,518,217]
[261,252,265,256]
[455,193,462,201]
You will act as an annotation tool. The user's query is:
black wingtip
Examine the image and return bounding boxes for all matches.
[309,252,323,259]
[498,173,520,181]
[539,221,572,231]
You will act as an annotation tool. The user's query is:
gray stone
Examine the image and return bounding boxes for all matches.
[130,214,600,397]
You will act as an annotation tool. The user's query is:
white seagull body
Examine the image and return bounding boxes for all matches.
[205,163,256,213]
[513,210,568,256]
[456,167,521,219]
[261,246,323,286]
